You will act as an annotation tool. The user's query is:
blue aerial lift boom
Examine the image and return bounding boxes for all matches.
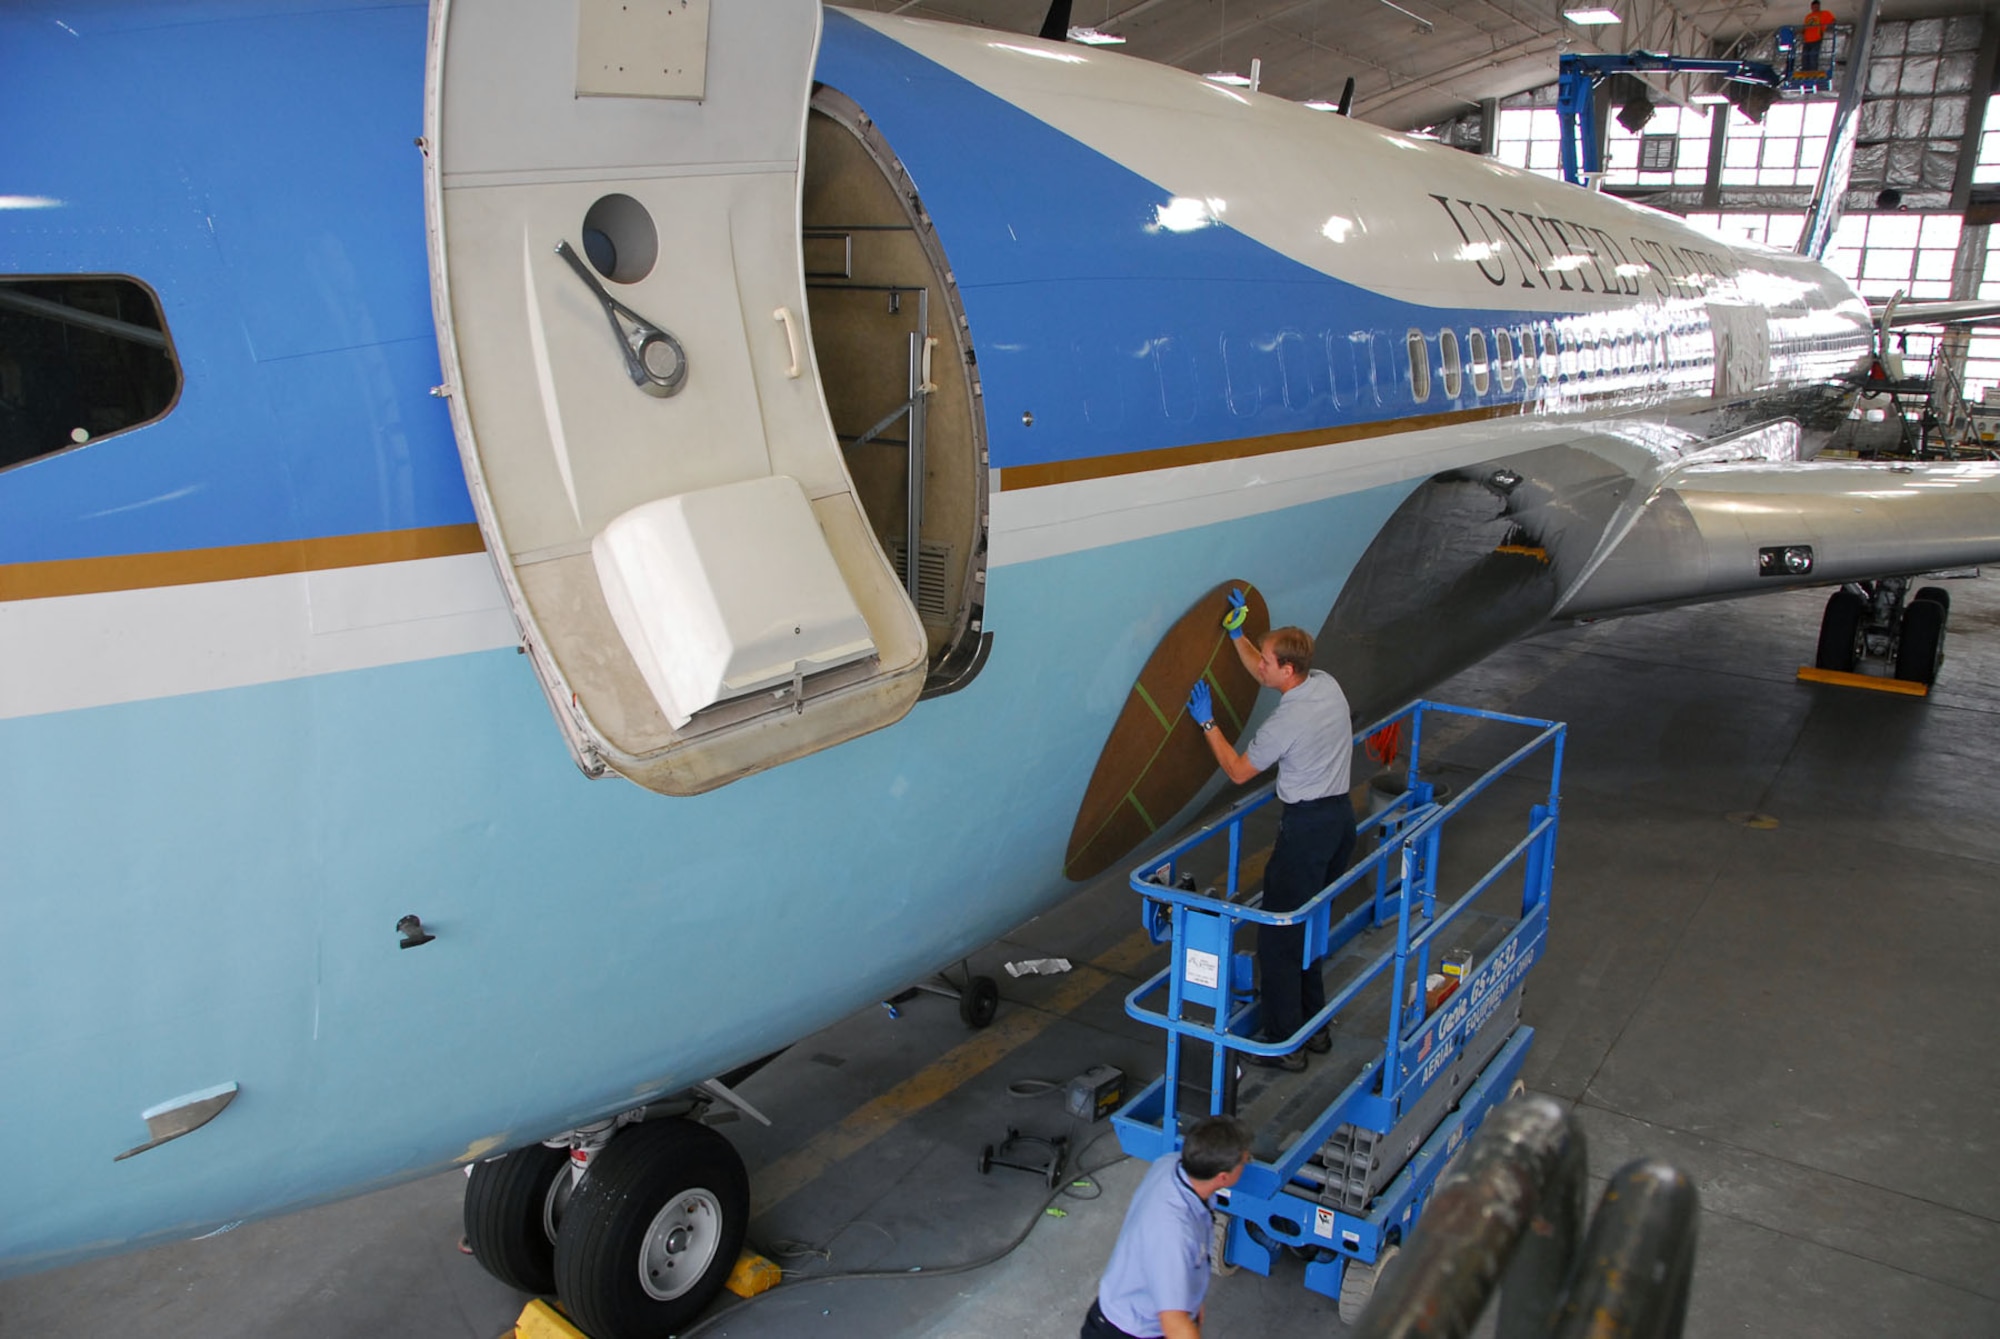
[1556,49,1808,187]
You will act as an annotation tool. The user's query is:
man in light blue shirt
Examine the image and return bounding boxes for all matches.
[1189,598,1356,1071]
[1082,1116,1254,1339]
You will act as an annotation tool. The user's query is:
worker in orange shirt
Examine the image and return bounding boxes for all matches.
[1801,3,1832,75]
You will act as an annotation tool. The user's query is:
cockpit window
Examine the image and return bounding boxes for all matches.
[0,276,180,471]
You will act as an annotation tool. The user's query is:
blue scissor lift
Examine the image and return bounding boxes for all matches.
[1111,701,1566,1318]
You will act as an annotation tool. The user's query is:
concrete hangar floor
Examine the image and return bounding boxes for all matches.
[5,583,1998,1338]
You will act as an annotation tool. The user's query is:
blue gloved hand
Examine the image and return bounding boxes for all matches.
[1222,588,1249,640]
[1188,680,1215,729]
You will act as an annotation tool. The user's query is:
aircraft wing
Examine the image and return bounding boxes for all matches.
[1555,457,2000,619]
[1872,297,2000,327]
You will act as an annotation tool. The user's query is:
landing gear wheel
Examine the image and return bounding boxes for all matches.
[1815,590,1864,671]
[1914,585,1952,618]
[463,1143,571,1295]
[1896,597,1946,685]
[1338,1242,1401,1325]
[959,974,1000,1028]
[552,1120,748,1339]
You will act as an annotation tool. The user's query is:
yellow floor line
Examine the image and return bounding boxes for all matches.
[753,928,1157,1213]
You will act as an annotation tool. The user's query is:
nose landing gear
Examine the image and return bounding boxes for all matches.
[464,1116,750,1339]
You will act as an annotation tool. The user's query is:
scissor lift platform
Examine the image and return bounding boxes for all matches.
[1110,700,1565,1317]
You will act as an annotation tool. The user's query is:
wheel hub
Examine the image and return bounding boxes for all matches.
[637,1188,723,1302]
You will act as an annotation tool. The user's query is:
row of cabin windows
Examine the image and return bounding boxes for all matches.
[1403,318,1729,404]
[0,277,180,472]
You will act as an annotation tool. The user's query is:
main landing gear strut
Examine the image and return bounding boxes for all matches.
[464,1095,754,1338]
[1813,577,1950,686]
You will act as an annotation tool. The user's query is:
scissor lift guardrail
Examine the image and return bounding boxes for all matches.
[1111,700,1565,1307]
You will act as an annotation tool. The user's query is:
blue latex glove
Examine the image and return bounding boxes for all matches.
[1222,588,1249,639]
[1188,680,1215,728]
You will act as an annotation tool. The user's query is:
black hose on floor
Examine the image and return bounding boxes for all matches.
[676,1126,1128,1338]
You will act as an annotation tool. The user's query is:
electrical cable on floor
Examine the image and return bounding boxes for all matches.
[759,1239,831,1266]
[678,1126,1128,1338]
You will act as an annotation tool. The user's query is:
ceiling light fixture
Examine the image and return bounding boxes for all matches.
[1066,26,1126,45]
[1562,8,1622,24]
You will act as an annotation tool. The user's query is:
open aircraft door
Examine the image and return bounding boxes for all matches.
[423,0,928,795]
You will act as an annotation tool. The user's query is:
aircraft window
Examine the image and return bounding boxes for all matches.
[1520,328,1538,389]
[1,276,179,471]
[1352,331,1384,405]
[1326,331,1354,409]
[1369,331,1396,406]
[1496,330,1516,391]
[1440,329,1462,399]
[1543,328,1561,381]
[1406,329,1431,402]
[1468,328,1490,395]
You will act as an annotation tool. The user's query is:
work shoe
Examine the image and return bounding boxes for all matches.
[1245,1048,1306,1072]
[1304,1027,1333,1055]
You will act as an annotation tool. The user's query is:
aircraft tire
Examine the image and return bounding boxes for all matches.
[1896,597,1946,685]
[462,1142,570,1295]
[959,974,1000,1028]
[1337,1241,1400,1324]
[1814,590,1864,671]
[553,1118,748,1339]
[1914,585,1952,618]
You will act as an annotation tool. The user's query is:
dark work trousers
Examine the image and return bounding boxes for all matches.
[1079,1298,1145,1339]
[1257,793,1357,1045]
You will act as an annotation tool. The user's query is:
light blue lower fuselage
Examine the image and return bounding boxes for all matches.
[1,485,1409,1271]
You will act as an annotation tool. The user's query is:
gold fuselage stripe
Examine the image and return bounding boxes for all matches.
[0,523,487,603]
[4,403,1525,599]
[996,402,1524,491]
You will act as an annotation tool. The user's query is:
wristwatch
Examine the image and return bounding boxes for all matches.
[1201,720,1216,733]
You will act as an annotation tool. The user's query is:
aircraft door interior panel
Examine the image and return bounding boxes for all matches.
[425,0,932,795]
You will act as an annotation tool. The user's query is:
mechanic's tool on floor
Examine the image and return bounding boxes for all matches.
[978,1127,1070,1188]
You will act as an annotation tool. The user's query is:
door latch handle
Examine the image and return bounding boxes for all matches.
[554,240,688,398]
[773,306,803,379]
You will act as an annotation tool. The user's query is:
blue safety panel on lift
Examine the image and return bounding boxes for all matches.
[1177,908,1231,1010]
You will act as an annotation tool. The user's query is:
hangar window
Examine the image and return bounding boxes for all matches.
[1468,328,1490,395]
[1406,330,1431,402]
[0,276,179,472]
[1440,329,1462,399]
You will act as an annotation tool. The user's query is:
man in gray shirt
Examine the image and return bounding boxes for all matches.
[1189,594,1355,1071]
